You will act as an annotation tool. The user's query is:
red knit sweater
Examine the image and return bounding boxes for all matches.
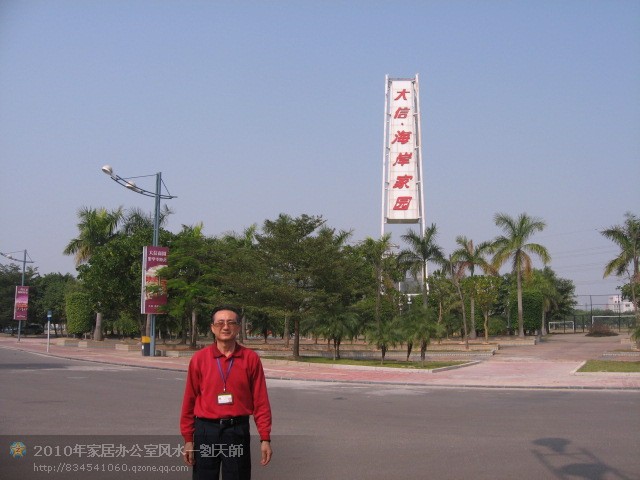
[180,343,272,442]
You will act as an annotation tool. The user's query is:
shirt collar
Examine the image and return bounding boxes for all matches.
[211,343,243,359]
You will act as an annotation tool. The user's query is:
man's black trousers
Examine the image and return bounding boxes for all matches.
[193,416,252,480]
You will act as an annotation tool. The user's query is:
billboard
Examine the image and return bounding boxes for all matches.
[141,246,168,314]
[13,286,29,321]
[383,77,422,224]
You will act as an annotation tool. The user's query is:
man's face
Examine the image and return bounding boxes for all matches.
[211,310,240,341]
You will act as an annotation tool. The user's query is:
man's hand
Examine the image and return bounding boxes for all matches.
[183,441,195,466]
[260,440,272,466]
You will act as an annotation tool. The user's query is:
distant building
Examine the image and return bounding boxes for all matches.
[606,295,635,313]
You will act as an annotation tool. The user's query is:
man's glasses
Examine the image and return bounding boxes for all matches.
[212,321,239,327]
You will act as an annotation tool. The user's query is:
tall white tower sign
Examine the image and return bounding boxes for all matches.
[381,75,424,232]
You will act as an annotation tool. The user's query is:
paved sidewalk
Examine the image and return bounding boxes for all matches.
[1,334,639,391]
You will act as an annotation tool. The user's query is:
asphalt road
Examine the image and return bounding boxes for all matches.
[1,348,638,479]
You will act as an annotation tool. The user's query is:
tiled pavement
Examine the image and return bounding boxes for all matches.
[1,334,639,391]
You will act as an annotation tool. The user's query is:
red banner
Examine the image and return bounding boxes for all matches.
[13,286,29,321]
[141,246,168,314]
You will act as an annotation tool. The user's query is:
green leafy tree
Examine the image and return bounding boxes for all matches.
[601,212,640,316]
[398,304,438,365]
[442,255,471,349]
[63,207,123,340]
[491,212,551,338]
[518,268,575,336]
[65,291,93,336]
[426,270,458,342]
[31,273,77,336]
[468,275,502,343]
[310,308,360,360]
[255,214,332,359]
[162,224,221,346]
[398,224,444,306]
[358,234,403,328]
[366,317,402,365]
[452,236,494,339]
[246,308,282,344]
[78,229,153,337]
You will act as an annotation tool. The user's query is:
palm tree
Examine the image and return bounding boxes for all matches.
[359,234,399,327]
[316,309,360,360]
[426,270,458,342]
[601,212,640,315]
[63,207,123,265]
[491,213,551,338]
[452,236,494,339]
[120,205,171,236]
[398,224,444,306]
[366,317,401,365]
[64,207,123,340]
[399,305,438,365]
[442,254,471,349]
[533,268,561,336]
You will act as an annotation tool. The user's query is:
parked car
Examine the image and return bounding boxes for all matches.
[2,325,17,334]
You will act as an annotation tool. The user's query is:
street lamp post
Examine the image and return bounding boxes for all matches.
[0,249,35,342]
[101,165,176,357]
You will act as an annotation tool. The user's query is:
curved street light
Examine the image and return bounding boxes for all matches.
[101,165,176,356]
[0,249,35,342]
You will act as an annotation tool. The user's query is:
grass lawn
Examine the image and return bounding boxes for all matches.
[264,356,467,370]
[578,360,640,373]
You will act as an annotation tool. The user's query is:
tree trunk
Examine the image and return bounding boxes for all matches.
[484,313,489,343]
[284,315,290,347]
[292,317,300,359]
[456,284,470,350]
[94,312,103,341]
[516,270,525,338]
[540,308,547,336]
[469,296,477,339]
[406,341,413,361]
[190,310,197,347]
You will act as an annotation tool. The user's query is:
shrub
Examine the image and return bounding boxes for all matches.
[586,323,618,337]
[65,292,93,336]
[488,317,508,336]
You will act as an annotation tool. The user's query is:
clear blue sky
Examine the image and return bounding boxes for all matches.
[1,1,638,305]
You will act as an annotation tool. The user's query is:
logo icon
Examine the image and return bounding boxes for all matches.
[9,441,27,459]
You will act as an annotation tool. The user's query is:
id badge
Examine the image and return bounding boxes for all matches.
[217,392,234,405]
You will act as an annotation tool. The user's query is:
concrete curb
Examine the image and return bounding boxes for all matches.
[3,337,640,392]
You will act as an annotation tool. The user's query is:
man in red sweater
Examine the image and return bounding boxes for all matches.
[181,306,272,479]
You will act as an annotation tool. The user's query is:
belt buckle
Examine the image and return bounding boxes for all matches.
[220,418,233,426]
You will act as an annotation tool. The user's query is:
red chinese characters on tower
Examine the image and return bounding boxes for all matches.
[392,175,413,189]
[394,89,410,101]
[393,196,412,210]
[393,107,410,119]
[393,152,412,166]
[391,131,412,145]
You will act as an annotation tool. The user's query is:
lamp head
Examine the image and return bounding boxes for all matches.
[101,165,113,175]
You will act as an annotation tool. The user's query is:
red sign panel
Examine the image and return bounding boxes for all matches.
[13,286,29,321]
[141,246,169,314]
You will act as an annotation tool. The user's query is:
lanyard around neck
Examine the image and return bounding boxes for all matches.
[216,357,234,392]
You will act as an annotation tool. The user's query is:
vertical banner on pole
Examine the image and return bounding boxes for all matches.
[383,76,423,224]
[13,286,29,321]
[141,246,169,314]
